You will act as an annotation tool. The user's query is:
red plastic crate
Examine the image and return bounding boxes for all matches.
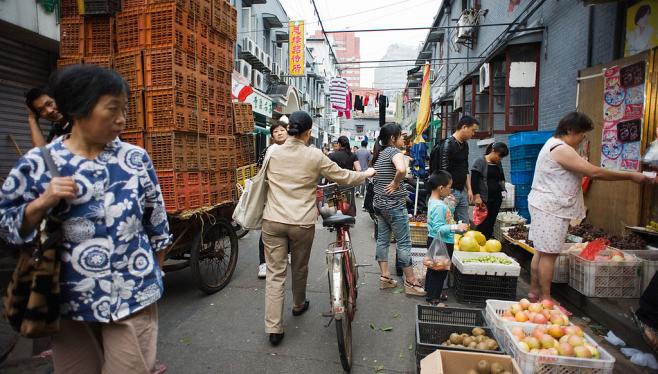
[123,0,147,9]
[217,169,234,185]
[125,90,145,131]
[57,58,83,68]
[60,0,80,18]
[146,131,189,170]
[83,55,113,68]
[145,88,197,132]
[198,134,209,170]
[144,48,186,90]
[183,133,201,170]
[156,170,186,212]
[217,153,235,170]
[120,131,145,148]
[198,0,211,24]
[59,18,85,57]
[114,51,144,90]
[116,9,147,52]
[84,16,115,56]
[145,3,190,51]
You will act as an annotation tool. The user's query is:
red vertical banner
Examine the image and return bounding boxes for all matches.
[289,21,305,76]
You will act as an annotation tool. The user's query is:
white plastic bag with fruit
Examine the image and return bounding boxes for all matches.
[423,237,451,271]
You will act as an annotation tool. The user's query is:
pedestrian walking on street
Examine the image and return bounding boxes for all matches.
[471,142,509,239]
[429,116,478,223]
[329,136,360,171]
[256,121,289,279]
[355,140,372,198]
[261,111,375,346]
[24,85,71,147]
[0,65,171,374]
[372,123,426,296]
[528,112,653,308]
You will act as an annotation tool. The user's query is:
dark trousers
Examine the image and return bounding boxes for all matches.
[424,236,454,301]
[637,271,658,329]
[259,233,266,264]
[476,198,502,239]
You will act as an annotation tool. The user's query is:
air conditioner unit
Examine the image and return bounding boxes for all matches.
[272,62,280,76]
[453,85,463,110]
[457,10,477,39]
[479,63,490,93]
[242,37,256,56]
[239,60,252,80]
[258,49,266,65]
[254,44,262,62]
[251,70,264,91]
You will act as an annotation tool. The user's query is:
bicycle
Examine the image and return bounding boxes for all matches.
[317,184,359,372]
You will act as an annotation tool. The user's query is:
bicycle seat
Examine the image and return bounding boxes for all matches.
[322,212,355,227]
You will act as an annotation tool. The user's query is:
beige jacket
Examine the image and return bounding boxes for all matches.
[263,137,367,225]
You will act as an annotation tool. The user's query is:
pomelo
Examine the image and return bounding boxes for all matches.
[484,239,502,252]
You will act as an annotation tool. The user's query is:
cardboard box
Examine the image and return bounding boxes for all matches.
[421,350,522,374]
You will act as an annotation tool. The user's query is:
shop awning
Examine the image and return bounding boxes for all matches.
[262,13,283,29]
[242,0,266,6]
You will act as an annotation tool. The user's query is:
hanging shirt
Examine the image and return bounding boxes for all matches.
[0,137,172,322]
[363,95,369,107]
[330,77,348,111]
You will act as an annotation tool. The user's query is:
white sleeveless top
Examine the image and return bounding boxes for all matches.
[528,137,586,220]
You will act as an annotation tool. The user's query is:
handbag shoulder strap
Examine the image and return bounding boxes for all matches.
[39,146,60,178]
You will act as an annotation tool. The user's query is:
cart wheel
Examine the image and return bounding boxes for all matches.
[191,218,239,294]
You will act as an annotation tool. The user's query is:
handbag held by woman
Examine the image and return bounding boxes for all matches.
[3,147,63,338]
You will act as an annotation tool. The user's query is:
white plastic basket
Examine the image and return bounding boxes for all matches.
[568,252,642,298]
[452,251,521,277]
[502,324,615,374]
[485,299,571,351]
[411,247,427,287]
[624,250,658,293]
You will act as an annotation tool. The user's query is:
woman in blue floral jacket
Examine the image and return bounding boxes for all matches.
[0,65,171,373]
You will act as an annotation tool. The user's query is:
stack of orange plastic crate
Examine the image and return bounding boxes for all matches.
[232,102,255,168]
[57,0,238,212]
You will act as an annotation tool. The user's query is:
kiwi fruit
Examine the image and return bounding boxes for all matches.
[472,327,485,336]
[490,362,504,374]
[476,360,491,374]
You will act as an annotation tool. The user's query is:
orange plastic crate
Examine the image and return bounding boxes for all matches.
[57,58,83,68]
[123,0,147,9]
[84,16,115,56]
[83,56,113,69]
[143,47,186,90]
[145,88,197,132]
[116,9,147,52]
[146,3,191,51]
[60,0,80,17]
[125,90,145,131]
[146,131,191,170]
[120,131,145,148]
[156,170,187,212]
[114,51,144,90]
[59,18,85,57]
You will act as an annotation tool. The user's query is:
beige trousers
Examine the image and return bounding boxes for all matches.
[52,303,158,374]
[262,219,315,333]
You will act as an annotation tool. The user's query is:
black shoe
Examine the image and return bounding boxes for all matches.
[292,300,310,316]
[269,333,284,346]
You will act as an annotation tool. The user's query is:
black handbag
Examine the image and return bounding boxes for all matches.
[3,146,63,338]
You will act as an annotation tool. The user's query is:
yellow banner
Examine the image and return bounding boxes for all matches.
[289,21,305,76]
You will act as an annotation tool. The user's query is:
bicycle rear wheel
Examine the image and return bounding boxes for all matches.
[335,268,353,372]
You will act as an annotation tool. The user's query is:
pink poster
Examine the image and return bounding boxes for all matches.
[601,64,644,171]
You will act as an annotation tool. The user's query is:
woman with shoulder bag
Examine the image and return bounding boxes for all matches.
[261,111,375,346]
[0,65,171,373]
[471,142,509,239]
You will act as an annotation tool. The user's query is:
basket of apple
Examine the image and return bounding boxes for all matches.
[485,299,569,348]
[504,324,615,373]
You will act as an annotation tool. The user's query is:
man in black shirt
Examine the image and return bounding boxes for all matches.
[25,85,71,147]
[430,115,478,223]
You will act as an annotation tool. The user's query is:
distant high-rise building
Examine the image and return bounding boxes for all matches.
[374,43,419,97]
[313,31,360,88]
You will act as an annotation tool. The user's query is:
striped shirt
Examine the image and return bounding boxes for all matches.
[330,77,348,110]
[373,147,407,210]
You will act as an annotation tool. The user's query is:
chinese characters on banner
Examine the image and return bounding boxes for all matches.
[601,62,645,171]
[289,21,305,76]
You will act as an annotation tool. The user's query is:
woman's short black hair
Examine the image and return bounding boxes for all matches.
[426,171,453,194]
[361,140,368,147]
[635,5,651,25]
[287,111,313,136]
[24,85,52,113]
[49,64,129,124]
[337,136,351,154]
[554,111,594,137]
[270,121,287,136]
[486,142,509,157]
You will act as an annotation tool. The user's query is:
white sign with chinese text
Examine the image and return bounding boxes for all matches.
[245,90,273,118]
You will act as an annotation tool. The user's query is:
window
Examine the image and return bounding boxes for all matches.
[491,60,506,133]
[463,82,472,116]
[472,77,490,137]
[505,44,539,132]
[461,0,480,10]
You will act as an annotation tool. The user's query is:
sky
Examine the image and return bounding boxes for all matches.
[279,0,440,87]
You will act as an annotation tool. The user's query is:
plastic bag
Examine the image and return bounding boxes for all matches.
[642,140,658,169]
[472,204,488,226]
[578,238,610,261]
[423,237,451,271]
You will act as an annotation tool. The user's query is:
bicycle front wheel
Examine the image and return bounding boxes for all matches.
[335,272,353,372]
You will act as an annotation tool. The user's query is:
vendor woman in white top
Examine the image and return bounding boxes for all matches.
[527,112,654,310]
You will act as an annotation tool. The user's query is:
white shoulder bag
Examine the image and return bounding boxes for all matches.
[232,145,278,229]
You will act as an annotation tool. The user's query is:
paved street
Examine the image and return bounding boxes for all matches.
[157,205,423,373]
